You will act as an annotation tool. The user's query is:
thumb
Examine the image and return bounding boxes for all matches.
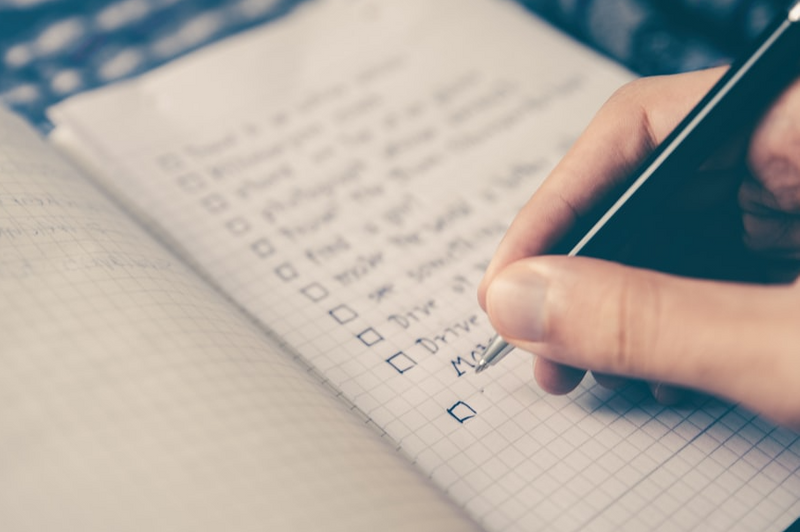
[485,256,800,424]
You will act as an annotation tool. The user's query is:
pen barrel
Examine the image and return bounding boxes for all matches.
[551,9,800,262]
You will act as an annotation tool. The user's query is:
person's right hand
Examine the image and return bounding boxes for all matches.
[478,67,800,428]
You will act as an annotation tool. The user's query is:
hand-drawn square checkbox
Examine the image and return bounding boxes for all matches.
[226,217,251,235]
[300,282,328,302]
[275,262,298,281]
[176,172,205,193]
[387,352,416,374]
[201,194,228,213]
[447,401,477,424]
[251,238,275,258]
[329,304,358,325]
[356,327,383,347]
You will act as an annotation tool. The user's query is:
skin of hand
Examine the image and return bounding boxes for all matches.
[478,66,800,429]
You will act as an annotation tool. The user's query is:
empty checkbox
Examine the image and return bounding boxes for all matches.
[387,352,416,374]
[176,172,205,193]
[275,262,298,281]
[201,194,228,213]
[329,304,358,324]
[251,238,275,258]
[226,217,251,235]
[301,282,329,302]
[447,401,477,423]
[357,327,383,347]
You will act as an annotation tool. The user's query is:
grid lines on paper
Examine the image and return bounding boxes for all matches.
[42,3,800,528]
[0,113,484,532]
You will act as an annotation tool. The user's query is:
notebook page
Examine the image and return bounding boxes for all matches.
[49,0,800,530]
[0,107,478,532]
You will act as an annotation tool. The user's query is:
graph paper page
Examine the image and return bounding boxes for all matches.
[0,107,477,532]
[49,0,800,530]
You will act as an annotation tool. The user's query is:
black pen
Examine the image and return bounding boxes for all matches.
[476,0,800,374]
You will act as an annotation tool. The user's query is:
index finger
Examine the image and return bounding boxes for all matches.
[478,68,725,309]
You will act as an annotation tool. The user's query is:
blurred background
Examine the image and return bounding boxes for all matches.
[0,0,793,129]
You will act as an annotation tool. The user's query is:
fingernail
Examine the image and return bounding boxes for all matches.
[486,266,548,342]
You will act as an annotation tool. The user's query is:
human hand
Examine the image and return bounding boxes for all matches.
[478,67,800,428]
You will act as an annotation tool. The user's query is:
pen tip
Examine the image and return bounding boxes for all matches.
[475,362,487,374]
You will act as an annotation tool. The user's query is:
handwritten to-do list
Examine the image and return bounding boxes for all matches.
[159,58,566,376]
[49,0,800,530]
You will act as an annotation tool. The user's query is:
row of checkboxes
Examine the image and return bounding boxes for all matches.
[171,165,475,422]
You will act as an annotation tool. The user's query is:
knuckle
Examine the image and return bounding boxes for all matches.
[748,154,800,213]
[599,80,660,162]
[604,79,655,123]
[748,85,800,213]
[607,78,650,105]
[741,213,800,259]
[739,180,800,259]
[603,78,654,124]
[607,272,661,377]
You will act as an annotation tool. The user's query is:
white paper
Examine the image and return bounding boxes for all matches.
[49,1,800,530]
[0,106,476,532]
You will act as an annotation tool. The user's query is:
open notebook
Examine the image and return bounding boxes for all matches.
[3,0,799,530]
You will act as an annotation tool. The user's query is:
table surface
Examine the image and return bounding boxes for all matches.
[0,0,786,129]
